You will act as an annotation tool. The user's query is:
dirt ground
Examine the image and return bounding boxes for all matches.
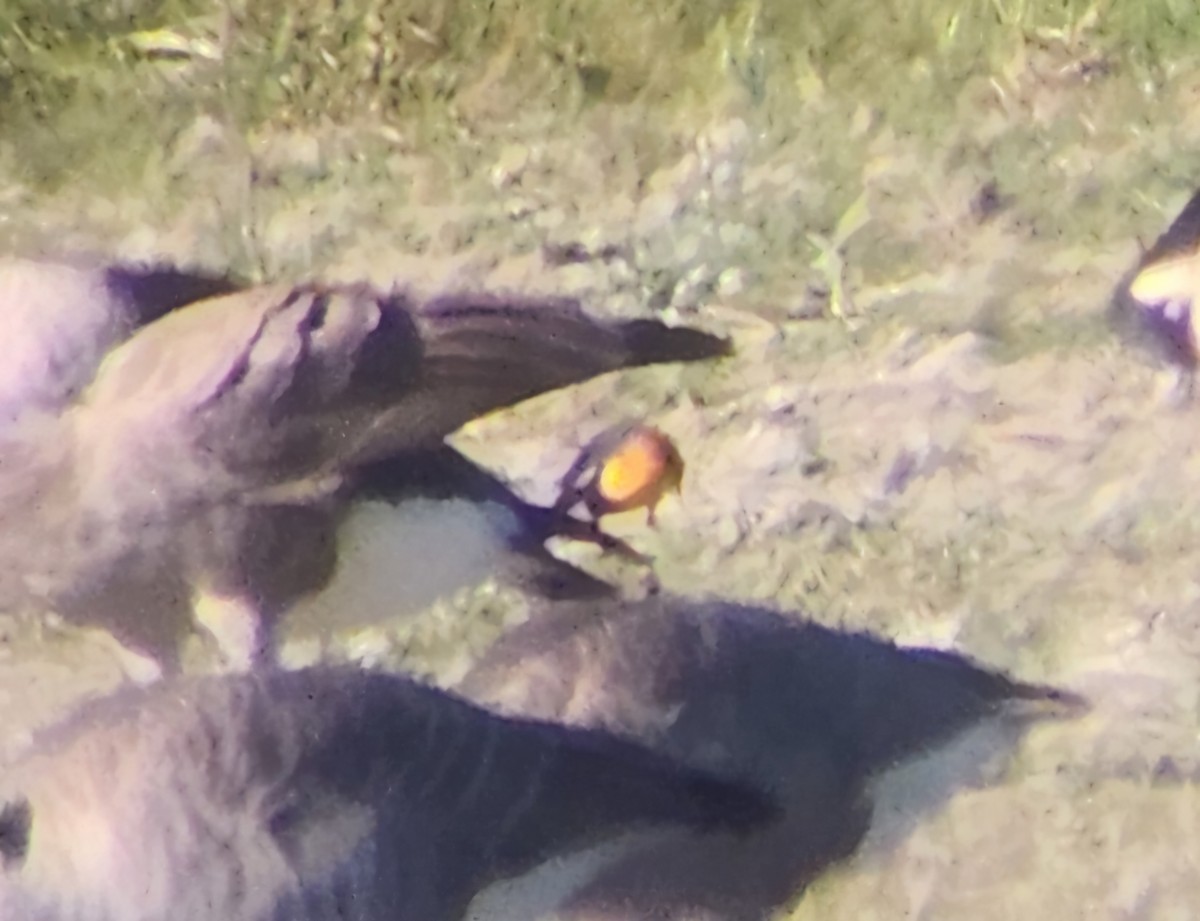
[3,4,1200,919]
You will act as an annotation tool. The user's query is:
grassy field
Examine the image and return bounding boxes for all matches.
[2,1,1197,184]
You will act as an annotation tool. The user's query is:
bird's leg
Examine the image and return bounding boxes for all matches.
[544,512,654,566]
[83,628,165,686]
[248,473,344,507]
[191,588,270,671]
[1170,366,1197,407]
[594,528,654,566]
[549,483,588,522]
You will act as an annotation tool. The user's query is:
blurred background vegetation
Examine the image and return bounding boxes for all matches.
[3,0,1200,329]
[2,0,1197,188]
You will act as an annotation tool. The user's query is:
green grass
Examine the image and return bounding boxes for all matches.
[0,0,1197,302]
[3,0,1197,153]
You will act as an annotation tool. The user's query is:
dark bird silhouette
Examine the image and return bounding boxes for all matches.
[0,666,776,921]
[458,595,1087,920]
[0,257,731,673]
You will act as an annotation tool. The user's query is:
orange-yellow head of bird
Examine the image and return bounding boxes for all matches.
[592,426,684,526]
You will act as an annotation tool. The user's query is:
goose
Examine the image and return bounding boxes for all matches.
[0,255,238,419]
[459,594,1087,919]
[0,257,729,672]
[0,664,776,921]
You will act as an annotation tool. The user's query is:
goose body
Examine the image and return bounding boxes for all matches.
[0,260,730,669]
[460,596,1086,919]
[0,665,774,921]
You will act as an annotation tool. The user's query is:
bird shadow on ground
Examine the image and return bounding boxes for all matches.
[460,595,1086,920]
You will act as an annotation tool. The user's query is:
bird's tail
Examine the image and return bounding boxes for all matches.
[905,647,1091,718]
[615,318,733,366]
[337,294,731,465]
[413,295,731,397]
[482,717,780,877]
[999,678,1091,720]
[842,643,1090,772]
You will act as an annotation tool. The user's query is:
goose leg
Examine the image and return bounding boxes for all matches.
[191,587,269,671]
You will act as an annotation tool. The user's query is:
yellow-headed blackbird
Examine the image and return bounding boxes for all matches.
[554,423,685,528]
